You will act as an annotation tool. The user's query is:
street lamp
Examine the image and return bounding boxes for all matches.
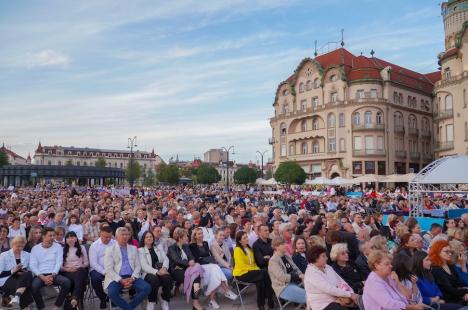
[221,146,235,191]
[256,150,268,178]
[127,136,138,187]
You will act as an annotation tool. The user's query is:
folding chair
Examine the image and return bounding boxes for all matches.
[232,277,254,310]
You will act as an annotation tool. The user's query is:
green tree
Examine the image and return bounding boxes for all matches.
[65,159,73,166]
[156,163,180,185]
[234,166,257,185]
[196,163,221,184]
[274,161,306,185]
[143,169,156,187]
[0,152,8,168]
[95,157,107,168]
[125,159,142,186]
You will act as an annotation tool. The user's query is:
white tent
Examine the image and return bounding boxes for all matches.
[352,174,384,183]
[255,178,267,185]
[263,178,278,186]
[381,173,416,183]
[409,155,468,216]
[330,177,359,186]
[305,177,331,185]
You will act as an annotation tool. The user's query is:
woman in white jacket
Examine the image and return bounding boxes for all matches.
[0,236,34,309]
[138,231,173,310]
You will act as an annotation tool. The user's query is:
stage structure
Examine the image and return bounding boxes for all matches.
[409,155,468,217]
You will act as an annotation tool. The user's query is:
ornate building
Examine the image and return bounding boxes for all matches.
[434,0,468,157]
[269,48,439,178]
[33,142,163,172]
[0,144,30,165]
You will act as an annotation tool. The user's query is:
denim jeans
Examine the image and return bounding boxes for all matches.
[220,267,233,281]
[107,276,151,310]
[279,284,306,304]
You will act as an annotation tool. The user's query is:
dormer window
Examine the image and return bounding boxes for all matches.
[313,78,320,89]
[330,75,337,82]
[282,89,289,96]
[444,67,451,79]
[330,92,338,103]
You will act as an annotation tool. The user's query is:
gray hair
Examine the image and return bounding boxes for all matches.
[279,223,291,234]
[115,227,129,236]
[330,243,348,262]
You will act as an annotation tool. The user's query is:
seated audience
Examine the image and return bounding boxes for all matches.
[304,245,359,310]
[0,225,10,253]
[330,243,364,294]
[67,214,84,242]
[103,227,151,310]
[210,227,233,280]
[292,236,308,273]
[24,226,42,253]
[392,253,423,304]
[268,237,306,305]
[252,224,273,270]
[449,240,468,286]
[30,227,71,310]
[355,241,371,280]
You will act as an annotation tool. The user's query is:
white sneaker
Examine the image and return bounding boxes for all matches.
[224,290,238,300]
[208,299,220,309]
[9,295,19,305]
[160,299,170,310]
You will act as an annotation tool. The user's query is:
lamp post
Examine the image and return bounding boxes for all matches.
[256,150,268,178]
[221,146,235,191]
[127,136,137,187]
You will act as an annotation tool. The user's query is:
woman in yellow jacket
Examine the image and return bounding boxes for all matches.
[233,231,273,310]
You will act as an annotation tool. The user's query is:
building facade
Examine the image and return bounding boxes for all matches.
[0,144,29,165]
[216,162,240,185]
[269,48,439,179]
[434,0,468,157]
[203,149,228,164]
[33,142,163,172]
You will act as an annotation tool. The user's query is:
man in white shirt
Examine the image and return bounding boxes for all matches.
[30,227,71,310]
[89,225,116,309]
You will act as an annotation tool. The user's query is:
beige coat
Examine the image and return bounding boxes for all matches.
[104,244,141,290]
[268,252,303,297]
[210,240,232,269]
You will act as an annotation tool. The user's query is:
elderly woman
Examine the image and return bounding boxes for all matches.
[24,226,42,253]
[450,240,468,286]
[362,250,425,310]
[429,239,468,304]
[189,227,237,309]
[0,236,34,309]
[330,243,364,294]
[292,236,308,273]
[304,245,359,310]
[268,237,306,305]
[210,227,233,280]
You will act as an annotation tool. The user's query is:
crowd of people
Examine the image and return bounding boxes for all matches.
[0,184,467,310]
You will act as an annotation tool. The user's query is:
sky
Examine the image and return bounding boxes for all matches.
[0,0,445,164]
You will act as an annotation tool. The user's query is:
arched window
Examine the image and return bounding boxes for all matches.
[280,123,287,135]
[445,94,453,110]
[301,142,308,155]
[312,118,320,130]
[408,115,417,129]
[299,82,304,93]
[330,74,337,82]
[313,78,320,89]
[289,144,295,156]
[306,80,312,91]
[376,112,383,124]
[394,112,403,126]
[301,120,307,132]
[364,111,372,124]
[339,113,345,127]
[327,113,336,128]
[120,163,123,168]
[353,112,361,125]
[282,89,289,96]
[312,141,320,153]
[83,162,87,166]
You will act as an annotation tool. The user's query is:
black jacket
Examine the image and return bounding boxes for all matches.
[432,265,468,303]
[252,238,273,269]
[291,252,307,274]
[355,253,371,280]
[331,262,364,294]
[167,243,195,273]
[338,231,360,261]
[189,241,216,265]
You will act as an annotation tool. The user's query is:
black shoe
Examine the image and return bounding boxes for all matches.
[258,306,265,310]
[100,300,107,309]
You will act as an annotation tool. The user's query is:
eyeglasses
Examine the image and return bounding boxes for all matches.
[442,250,453,254]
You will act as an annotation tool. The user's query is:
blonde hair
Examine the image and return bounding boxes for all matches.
[369,235,388,252]
[307,235,326,248]
[368,250,391,271]
[173,228,187,242]
[191,227,203,243]
[271,237,285,249]
[10,235,26,247]
[447,227,462,240]
[330,243,348,262]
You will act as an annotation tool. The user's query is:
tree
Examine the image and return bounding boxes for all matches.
[65,159,73,166]
[0,152,8,168]
[234,166,257,185]
[125,159,142,186]
[274,161,306,185]
[95,157,106,168]
[196,163,221,184]
[143,169,156,187]
[156,163,180,185]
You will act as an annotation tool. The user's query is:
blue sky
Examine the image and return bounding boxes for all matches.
[0,0,444,164]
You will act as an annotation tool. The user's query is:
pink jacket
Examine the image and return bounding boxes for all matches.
[183,263,204,303]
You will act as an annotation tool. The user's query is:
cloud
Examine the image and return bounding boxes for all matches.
[8,49,70,68]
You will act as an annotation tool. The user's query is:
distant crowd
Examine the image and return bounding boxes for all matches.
[0,184,467,310]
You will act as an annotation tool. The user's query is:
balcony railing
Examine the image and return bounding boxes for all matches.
[288,152,326,160]
[268,138,275,145]
[420,131,431,138]
[353,149,386,156]
[409,152,420,160]
[395,150,406,158]
[423,153,433,161]
[394,125,405,134]
[434,141,454,152]
[352,123,385,131]
[433,109,454,121]
[408,128,419,136]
